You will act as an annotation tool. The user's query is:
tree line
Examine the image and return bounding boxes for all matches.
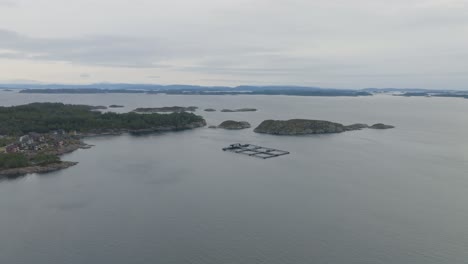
[0,103,205,136]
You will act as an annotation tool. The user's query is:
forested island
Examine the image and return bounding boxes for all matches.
[254,119,394,135]
[0,103,206,176]
[221,108,257,112]
[217,120,251,130]
[0,103,205,135]
[132,106,198,113]
[398,92,468,98]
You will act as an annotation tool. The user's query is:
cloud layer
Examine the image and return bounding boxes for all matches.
[0,0,467,88]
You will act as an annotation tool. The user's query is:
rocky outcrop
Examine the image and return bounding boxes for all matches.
[370,123,395,129]
[109,105,124,108]
[344,123,369,130]
[204,108,216,112]
[0,161,78,176]
[221,108,257,112]
[132,106,198,113]
[129,120,207,134]
[81,119,206,136]
[254,119,394,135]
[218,120,251,130]
[89,105,108,110]
[48,143,85,155]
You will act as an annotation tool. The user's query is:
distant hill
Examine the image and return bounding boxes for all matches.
[3,83,467,97]
[7,83,371,97]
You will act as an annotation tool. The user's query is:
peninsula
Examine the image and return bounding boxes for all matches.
[0,103,206,176]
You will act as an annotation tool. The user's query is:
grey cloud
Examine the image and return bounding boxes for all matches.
[0,1,17,7]
[0,29,278,71]
[0,28,295,80]
[0,29,172,68]
[1,0,468,88]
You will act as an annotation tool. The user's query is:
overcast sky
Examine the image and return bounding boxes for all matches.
[0,0,467,89]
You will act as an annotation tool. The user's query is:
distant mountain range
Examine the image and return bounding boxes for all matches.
[0,83,467,97]
[0,83,332,91]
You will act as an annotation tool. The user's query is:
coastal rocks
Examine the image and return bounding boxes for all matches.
[204,108,216,112]
[109,104,124,108]
[132,106,198,113]
[89,105,108,110]
[49,143,86,155]
[221,108,257,112]
[345,123,369,131]
[370,123,395,129]
[254,119,395,135]
[0,161,78,176]
[217,120,251,130]
[83,120,207,136]
[183,120,207,129]
[208,125,217,129]
[82,130,124,137]
[80,144,94,149]
[129,120,207,134]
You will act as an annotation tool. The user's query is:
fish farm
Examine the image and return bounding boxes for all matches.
[222,143,290,159]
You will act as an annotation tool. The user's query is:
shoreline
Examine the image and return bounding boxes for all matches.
[0,161,79,176]
[0,121,206,177]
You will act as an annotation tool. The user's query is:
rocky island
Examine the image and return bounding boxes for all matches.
[0,103,206,176]
[217,120,251,130]
[369,123,395,129]
[109,104,124,108]
[254,119,394,135]
[221,108,257,112]
[133,106,198,113]
[204,108,216,112]
[90,105,108,110]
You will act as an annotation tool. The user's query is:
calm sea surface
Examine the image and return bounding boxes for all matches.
[1,92,468,264]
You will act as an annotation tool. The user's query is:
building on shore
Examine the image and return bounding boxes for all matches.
[5,144,20,153]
